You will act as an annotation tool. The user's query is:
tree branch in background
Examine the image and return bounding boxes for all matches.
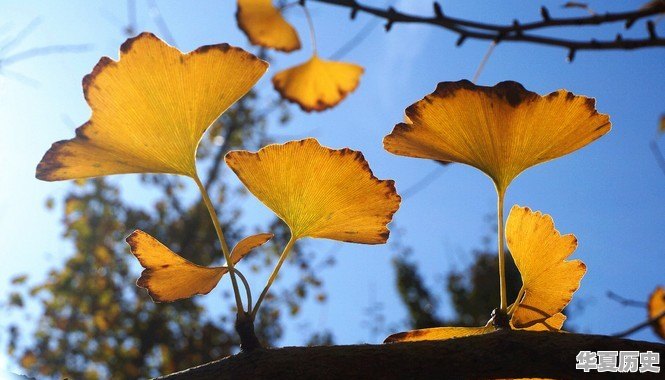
[158,330,665,379]
[0,18,90,83]
[650,139,665,176]
[308,0,665,60]
[613,310,665,338]
[607,290,648,308]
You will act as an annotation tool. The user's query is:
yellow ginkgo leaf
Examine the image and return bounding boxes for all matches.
[272,55,364,112]
[225,138,400,243]
[236,0,301,52]
[384,207,580,344]
[126,230,272,302]
[518,313,566,332]
[383,80,611,192]
[506,205,586,329]
[36,32,268,181]
[384,313,566,344]
[384,323,495,343]
[648,286,665,339]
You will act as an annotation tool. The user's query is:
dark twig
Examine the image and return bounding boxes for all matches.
[0,20,91,84]
[127,0,137,36]
[613,310,665,338]
[309,0,665,52]
[0,18,41,54]
[146,0,177,46]
[331,0,396,59]
[0,68,40,87]
[1,45,90,67]
[401,166,447,199]
[607,290,647,308]
[650,139,665,177]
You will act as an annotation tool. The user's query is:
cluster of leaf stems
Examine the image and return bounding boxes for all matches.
[193,174,291,331]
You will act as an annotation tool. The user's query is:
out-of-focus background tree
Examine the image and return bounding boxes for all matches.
[4,92,335,378]
[0,1,663,378]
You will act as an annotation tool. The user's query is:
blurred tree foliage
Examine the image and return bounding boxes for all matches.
[393,231,524,330]
[4,92,329,379]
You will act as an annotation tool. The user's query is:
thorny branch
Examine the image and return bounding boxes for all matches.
[307,0,665,60]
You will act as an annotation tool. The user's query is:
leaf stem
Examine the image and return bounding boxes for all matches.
[193,174,245,313]
[229,267,253,316]
[472,41,496,83]
[252,235,296,319]
[301,3,318,55]
[496,187,508,311]
[508,286,525,315]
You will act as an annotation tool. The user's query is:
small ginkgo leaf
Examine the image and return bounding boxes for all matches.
[236,0,301,52]
[506,206,586,329]
[648,286,665,339]
[230,232,275,262]
[383,80,610,192]
[225,138,400,243]
[272,55,364,112]
[126,230,272,302]
[36,32,267,181]
[384,323,495,343]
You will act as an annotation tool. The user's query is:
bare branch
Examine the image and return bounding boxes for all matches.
[613,310,665,338]
[146,0,177,46]
[0,18,41,54]
[607,290,648,308]
[308,0,665,53]
[1,44,90,67]
[650,140,665,176]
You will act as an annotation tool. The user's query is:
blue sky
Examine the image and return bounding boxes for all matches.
[0,0,664,369]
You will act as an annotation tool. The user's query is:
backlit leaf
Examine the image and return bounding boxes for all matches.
[236,0,301,52]
[36,32,267,181]
[518,313,566,332]
[272,55,363,112]
[507,205,585,329]
[648,286,665,339]
[384,323,494,343]
[383,80,610,192]
[126,230,272,302]
[225,138,400,243]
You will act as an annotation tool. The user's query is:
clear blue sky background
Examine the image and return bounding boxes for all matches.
[0,0,664,370]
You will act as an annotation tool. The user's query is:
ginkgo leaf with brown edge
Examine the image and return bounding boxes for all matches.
[272,55,364,112]
[385,206,581,344]
[507,205,586,329]
[225,138,400,243]
[383,80,611,193]
[385,323,495,343]
[517,312,566,332]
[648,286,665,339]
[36,32,268,181]
[126,230,273,302]
[383,313,566,343]
[236,0,301,52]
